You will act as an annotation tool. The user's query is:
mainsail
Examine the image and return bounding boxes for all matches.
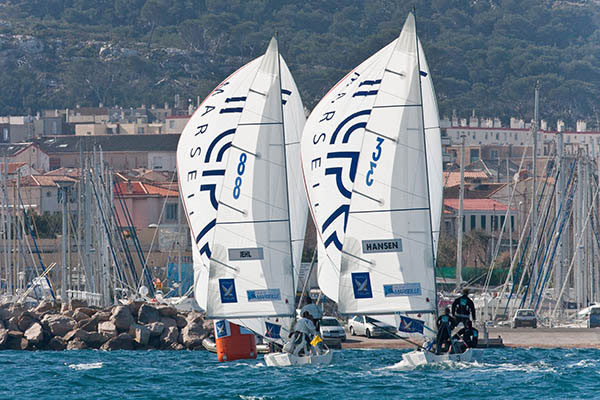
[302,14,439,318]
[177,38,306,338]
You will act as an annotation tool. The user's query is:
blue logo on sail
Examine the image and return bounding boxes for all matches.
[214,320,230,338]
[265,322,282,339]
[352,272,373,299]
[247,289,281,302]
[219,278,237,303]
[398,316,424,334]
[383,283,421,297]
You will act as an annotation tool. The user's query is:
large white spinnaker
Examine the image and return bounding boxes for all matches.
[178,58,262,310]
[338,14,436,316]
[178,38,306,342]
[301,38,397,303]
[206,38,306,322]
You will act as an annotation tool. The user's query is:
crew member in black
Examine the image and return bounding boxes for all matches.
[452,319,479,353]
[452,288,476,327]
[435,307,456,355]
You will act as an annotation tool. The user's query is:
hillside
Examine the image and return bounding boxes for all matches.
[0,0,598,126]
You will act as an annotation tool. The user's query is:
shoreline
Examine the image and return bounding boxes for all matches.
[341,327,600,350]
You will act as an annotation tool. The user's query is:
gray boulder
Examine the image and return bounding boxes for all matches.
[111,306,134,332]
[160,317,177,328]
[68,299,88,310]
[101,333,134,350]
[82,332,109,349]
[17,312,37,332]
[157,306,177,318]
[42,314,76,337]
[47,336,67,351]
[147,322,165,337]
[127,301,144,316]
[6,316,19,331]
[138,304,160,324]
[0,328,8,348]
[6,331,28,350]
[24,322,44,344]
[67,337,88,350]
[74,307,97,317]
[159,326,179,348]
[34,300,56,314]
[174,314,187,329]
[72,311,89,322]
[129,323,150,346]
[98,321,118,338]
[180,316,210,349]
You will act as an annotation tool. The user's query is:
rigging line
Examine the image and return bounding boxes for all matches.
[552,171,600,318]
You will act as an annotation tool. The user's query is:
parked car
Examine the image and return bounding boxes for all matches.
[319,317,346,348]
[348,315,395,338]
[511,309,537,328]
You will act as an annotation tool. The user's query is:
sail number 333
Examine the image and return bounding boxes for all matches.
[233,152,247,199]
[365,137,384,186]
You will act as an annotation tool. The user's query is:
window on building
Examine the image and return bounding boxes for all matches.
[496,133,499,140]
[470,215,476,230]
[165,203,178,220]
[169,120,175,129]
[500,215,506,229]
[445,220,451,234]
[51,120,57,134]
[462,216,465,233]
[138,127,145,134]
[1,127,7,141]
[481,215,486,230]
[469,148,480,163]
[153,156,163,170]
[490,150,498,160]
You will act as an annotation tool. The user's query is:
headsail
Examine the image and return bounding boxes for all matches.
[302,14,438,317]
[206,38,306,320]
[177,57,262,309]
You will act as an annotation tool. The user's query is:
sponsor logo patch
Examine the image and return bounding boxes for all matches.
[214,320,230,338]
[219,278,237,303]
[265,322,282,339]
[362,239,403,254]
[398,315,424,334]
[247,288,281,302]
[351,272,373,299]
[383,283,422,297]
[228,247,264,261]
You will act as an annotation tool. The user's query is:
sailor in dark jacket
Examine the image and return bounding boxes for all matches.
[452,288,476,327]
[453,320,479,352]
[435,307,456,354]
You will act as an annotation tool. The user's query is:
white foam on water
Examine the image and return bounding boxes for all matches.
[68,362,103,371]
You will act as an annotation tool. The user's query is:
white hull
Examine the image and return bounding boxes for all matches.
[264,349,333,367]
[401,348,482,367]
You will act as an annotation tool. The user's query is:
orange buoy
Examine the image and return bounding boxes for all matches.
[214,320,257,362]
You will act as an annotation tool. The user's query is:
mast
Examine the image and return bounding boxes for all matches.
[414,9,439,315]
[457,135,465,289]
[276,36,297,299]
[531,83,539,281]
[555,129,564,303]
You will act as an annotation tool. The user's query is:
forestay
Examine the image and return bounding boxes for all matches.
[335,14,437,315]
[207,38,306,319]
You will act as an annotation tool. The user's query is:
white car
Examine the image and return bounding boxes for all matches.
[348,316,395,338]
[511,309,537,328]
[319,317,346,348]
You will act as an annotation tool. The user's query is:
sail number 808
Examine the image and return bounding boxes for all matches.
[365,137,384,186]
[233,153,247,199]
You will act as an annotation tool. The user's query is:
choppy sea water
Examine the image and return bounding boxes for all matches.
[1,348,599,399]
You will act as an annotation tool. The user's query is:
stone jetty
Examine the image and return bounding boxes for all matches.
[0,300,213,351]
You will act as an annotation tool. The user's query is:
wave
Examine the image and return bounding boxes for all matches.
[68,362,104,371]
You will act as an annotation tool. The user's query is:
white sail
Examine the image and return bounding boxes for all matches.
[420,40,443,254]
[206,38,305,320]
[177,58,262,309]
[301,38,397,303]
[338,14,436,315]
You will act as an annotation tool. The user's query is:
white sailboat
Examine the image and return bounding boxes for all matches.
[301,13,480,366]
[177,38,308,345]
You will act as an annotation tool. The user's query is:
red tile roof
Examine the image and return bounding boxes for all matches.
[0,162,26,174]
[444,198,515,211]
[115,181,178,197]
[443,171,489,187]
[20,175,78,187]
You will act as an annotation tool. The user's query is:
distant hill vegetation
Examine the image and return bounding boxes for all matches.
[0,0,598,127]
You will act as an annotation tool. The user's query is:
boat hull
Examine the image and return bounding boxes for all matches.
[264,349,333,366]
[401,348,482,367]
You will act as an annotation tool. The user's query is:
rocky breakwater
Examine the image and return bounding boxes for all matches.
[0,300,213,351]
